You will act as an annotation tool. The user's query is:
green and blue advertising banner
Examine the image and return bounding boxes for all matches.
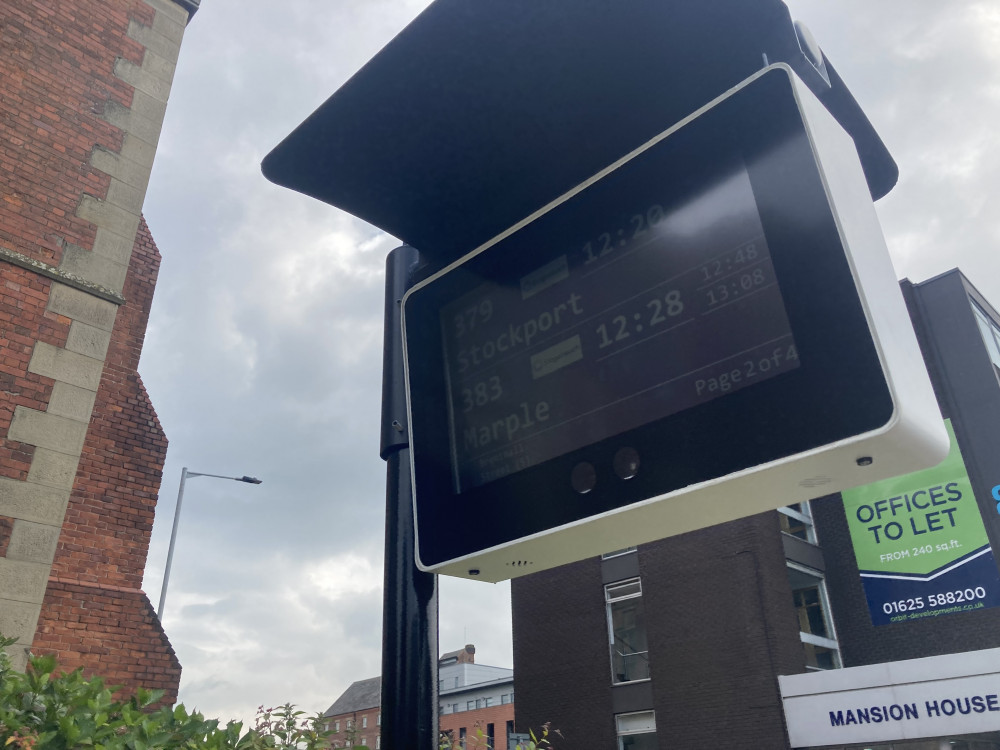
[842,419,1000,626]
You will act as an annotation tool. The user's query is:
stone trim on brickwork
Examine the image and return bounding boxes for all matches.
[0,247,126,305]
[63,0,189,297]
[0,0,190,670]
[48,576,147,594]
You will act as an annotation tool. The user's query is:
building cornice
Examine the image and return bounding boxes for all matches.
[0,246,126,305]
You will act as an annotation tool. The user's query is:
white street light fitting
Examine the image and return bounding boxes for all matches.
[156,466,262,620]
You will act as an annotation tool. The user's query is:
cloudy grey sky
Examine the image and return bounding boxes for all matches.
[139,0,1000,726]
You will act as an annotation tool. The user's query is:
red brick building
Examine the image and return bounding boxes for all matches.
[323,645,515,750]
[438,701,515,750]
[0,0,198,701]
[322,675,382,750]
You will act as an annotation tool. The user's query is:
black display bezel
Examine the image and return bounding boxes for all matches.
[403,68,893,568]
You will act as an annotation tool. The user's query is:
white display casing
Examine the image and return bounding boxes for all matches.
[402,65,948,582]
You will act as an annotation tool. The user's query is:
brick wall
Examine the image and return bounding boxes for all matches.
[512,556,618,749]
[325,708,379,748]
[30,582,178,697]
[439,703,515,750]
[641,513,803,749]
[0,0,151,266]
[512,514,805,749]
[0,267,68,478]
[49,218,164,588]
[30,217,180,699]
[0,0,190,695]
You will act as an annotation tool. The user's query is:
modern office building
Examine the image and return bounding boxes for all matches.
[0,0,198,700]
[324,645,515,750]
[512,269,1000,749]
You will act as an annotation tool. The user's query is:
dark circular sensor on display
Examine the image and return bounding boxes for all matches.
[614,447,641,480]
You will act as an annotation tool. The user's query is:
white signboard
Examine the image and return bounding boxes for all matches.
[779,648,1000,747]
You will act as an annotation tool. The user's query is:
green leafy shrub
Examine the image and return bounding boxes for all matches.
[0,636,329,750]
[2,636,555,750]
[512,722,559,750]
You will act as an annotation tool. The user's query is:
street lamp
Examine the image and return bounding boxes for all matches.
[157,466,262,620]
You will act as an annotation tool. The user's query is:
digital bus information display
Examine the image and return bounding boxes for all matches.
[402,66,946,581]
[441,167,800,492]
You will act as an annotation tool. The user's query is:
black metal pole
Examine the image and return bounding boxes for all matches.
[380,245,438,750]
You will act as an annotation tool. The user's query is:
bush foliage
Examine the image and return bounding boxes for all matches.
[0,636,329,750]
[0,636,554,750]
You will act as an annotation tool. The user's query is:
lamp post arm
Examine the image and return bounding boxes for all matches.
[156,467,262,622]
[186,471,262,483]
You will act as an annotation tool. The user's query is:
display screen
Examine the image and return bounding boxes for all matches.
[403,67,896,572]
[440,165,800,492]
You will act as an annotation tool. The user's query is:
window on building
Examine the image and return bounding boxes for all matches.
[778,502,817,543]
[333,720,340,732]
[484,696,492,707]
[500,693,510,705]
[362,715,368,729]
[376,736,381,749]
[459,727,467,749]
[377,713,381,726]
[788,563,841,670]
[972,301,1000,370]
[451,703,459,713]
[346,719,353,730]
[360,737,365,747]
[606,578,650,684]
[616,711,657,750]
[468,701,476,711]
[602,547,637,559]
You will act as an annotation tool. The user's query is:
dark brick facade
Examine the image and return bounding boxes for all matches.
[513,516,805,749]
[642,514,805,748]
[512,556,616,748]
[512,270,1000,749]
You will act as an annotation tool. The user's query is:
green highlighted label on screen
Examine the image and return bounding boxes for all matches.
[842,420,1000,625]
